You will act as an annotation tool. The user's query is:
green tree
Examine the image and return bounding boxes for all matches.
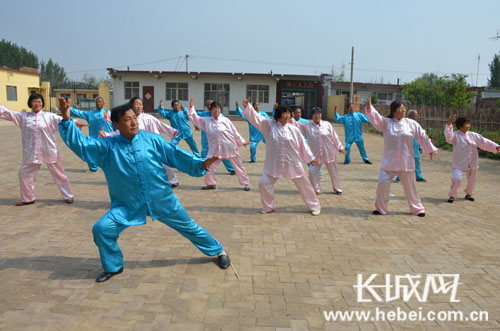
[0,39,39,69]
[402,73,474,110]
[40,58,68,88]
[488,53,500,88]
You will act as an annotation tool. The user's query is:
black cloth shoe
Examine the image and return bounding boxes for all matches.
[15,200,35,206]
[95,267,123,283]
[201,185,216,190]
[216,254,230,269]
[447,197,454,203]
[364,160,372,164]
[171,183,179,188]
[417,213,425,217]
[65,198,74,204]
[249,160,256,163]
[416,178,427,182]
[333,190,342,195]
[372,210,381,215]
[229,171,236,175]
[465,195,475,201]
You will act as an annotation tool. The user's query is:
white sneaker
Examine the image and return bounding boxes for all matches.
[260,209,275,214]
[311,209,321,216]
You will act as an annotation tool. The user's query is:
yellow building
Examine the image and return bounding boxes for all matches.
[53,82,111,110]
[0,66,51,111]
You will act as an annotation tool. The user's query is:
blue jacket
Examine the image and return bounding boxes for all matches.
[59,119,206,226]
[334,112,370,143]
[235,107,268,142]
[158,106,193,139]
[70,107,115,138]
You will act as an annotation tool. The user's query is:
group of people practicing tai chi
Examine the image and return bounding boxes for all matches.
[1,93,498,282]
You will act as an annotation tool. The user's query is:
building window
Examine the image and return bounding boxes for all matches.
[246,85,269,103]
[77,94,86,104]
[60,93,71,100]
[204,83,230,108]
[125,81,139,99]
[166,82,188,101]
[377,92,393,103]
[6,86,17,101]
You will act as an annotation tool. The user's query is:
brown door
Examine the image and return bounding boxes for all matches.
[142,86,154,112]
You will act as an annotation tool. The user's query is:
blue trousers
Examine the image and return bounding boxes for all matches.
[396,157,424,181]
[344,140,369,163]
[250,140,262,162]
[92,207,224,272]
[201,135,234,173]
[172,135,200,157]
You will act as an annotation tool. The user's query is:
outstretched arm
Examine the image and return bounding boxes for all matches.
[412,121,438,160]
[242,98,266,132]
[365,98,387,132]
[187,97,206,131]
[157,100,172,120]
[58,97,109,167]
[444,114,456,145]
[0,103,23,127]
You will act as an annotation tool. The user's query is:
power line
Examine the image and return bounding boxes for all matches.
[66,55,184,74]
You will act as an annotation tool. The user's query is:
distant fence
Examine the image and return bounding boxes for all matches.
[373,105,500,132]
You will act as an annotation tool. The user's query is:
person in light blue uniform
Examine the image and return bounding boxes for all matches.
[396,110,426,182]
[58,98,230,283]
[235,101,269,162]
[199,99,234,173]
[70,96,115,171]
[334,103,372,164]
[158,99,200,157]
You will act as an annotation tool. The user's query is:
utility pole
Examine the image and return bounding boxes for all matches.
[349,47,354,103]
[185,54,189,72]
[476,54,480,86]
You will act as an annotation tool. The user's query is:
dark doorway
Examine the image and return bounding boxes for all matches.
[142,86,154,112]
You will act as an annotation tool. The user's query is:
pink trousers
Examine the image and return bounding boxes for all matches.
[205,153,249,186]
[448,168,477,198]
[375,170,424,215]
[258,174,320,212]
[309,162,342,194]
[18,157,73,202]
[165,166,179,185]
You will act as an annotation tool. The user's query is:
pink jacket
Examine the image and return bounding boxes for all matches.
[188,106,246,158]
[445,124,499,170]
[104,112,177,138]
[366,105,437,171]
[293,119,344,164]
[0,104,64,164]
[243,104,314,178]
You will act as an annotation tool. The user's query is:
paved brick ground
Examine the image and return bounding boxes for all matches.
[0,117,499,330]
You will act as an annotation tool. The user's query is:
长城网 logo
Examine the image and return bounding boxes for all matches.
[353,274,461,303]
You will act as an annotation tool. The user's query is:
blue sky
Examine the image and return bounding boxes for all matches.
[2,0,499,86]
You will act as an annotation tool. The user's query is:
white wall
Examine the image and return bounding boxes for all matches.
[112,74,277,114]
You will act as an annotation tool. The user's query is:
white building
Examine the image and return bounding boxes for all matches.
[107,69,325,117]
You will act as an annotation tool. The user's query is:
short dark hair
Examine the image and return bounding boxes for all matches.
[252,101,259,107]
[28,93,45,108]
[346,103,353,109]
[273,105,290,121]
[311,106,322,115]
[388,100,404,118]
[455,117,470,129]
[293,106,302,113]
[171,100,179,107]
[129,96,142,105]
[210,101,222,111]
[111,103,134,123]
